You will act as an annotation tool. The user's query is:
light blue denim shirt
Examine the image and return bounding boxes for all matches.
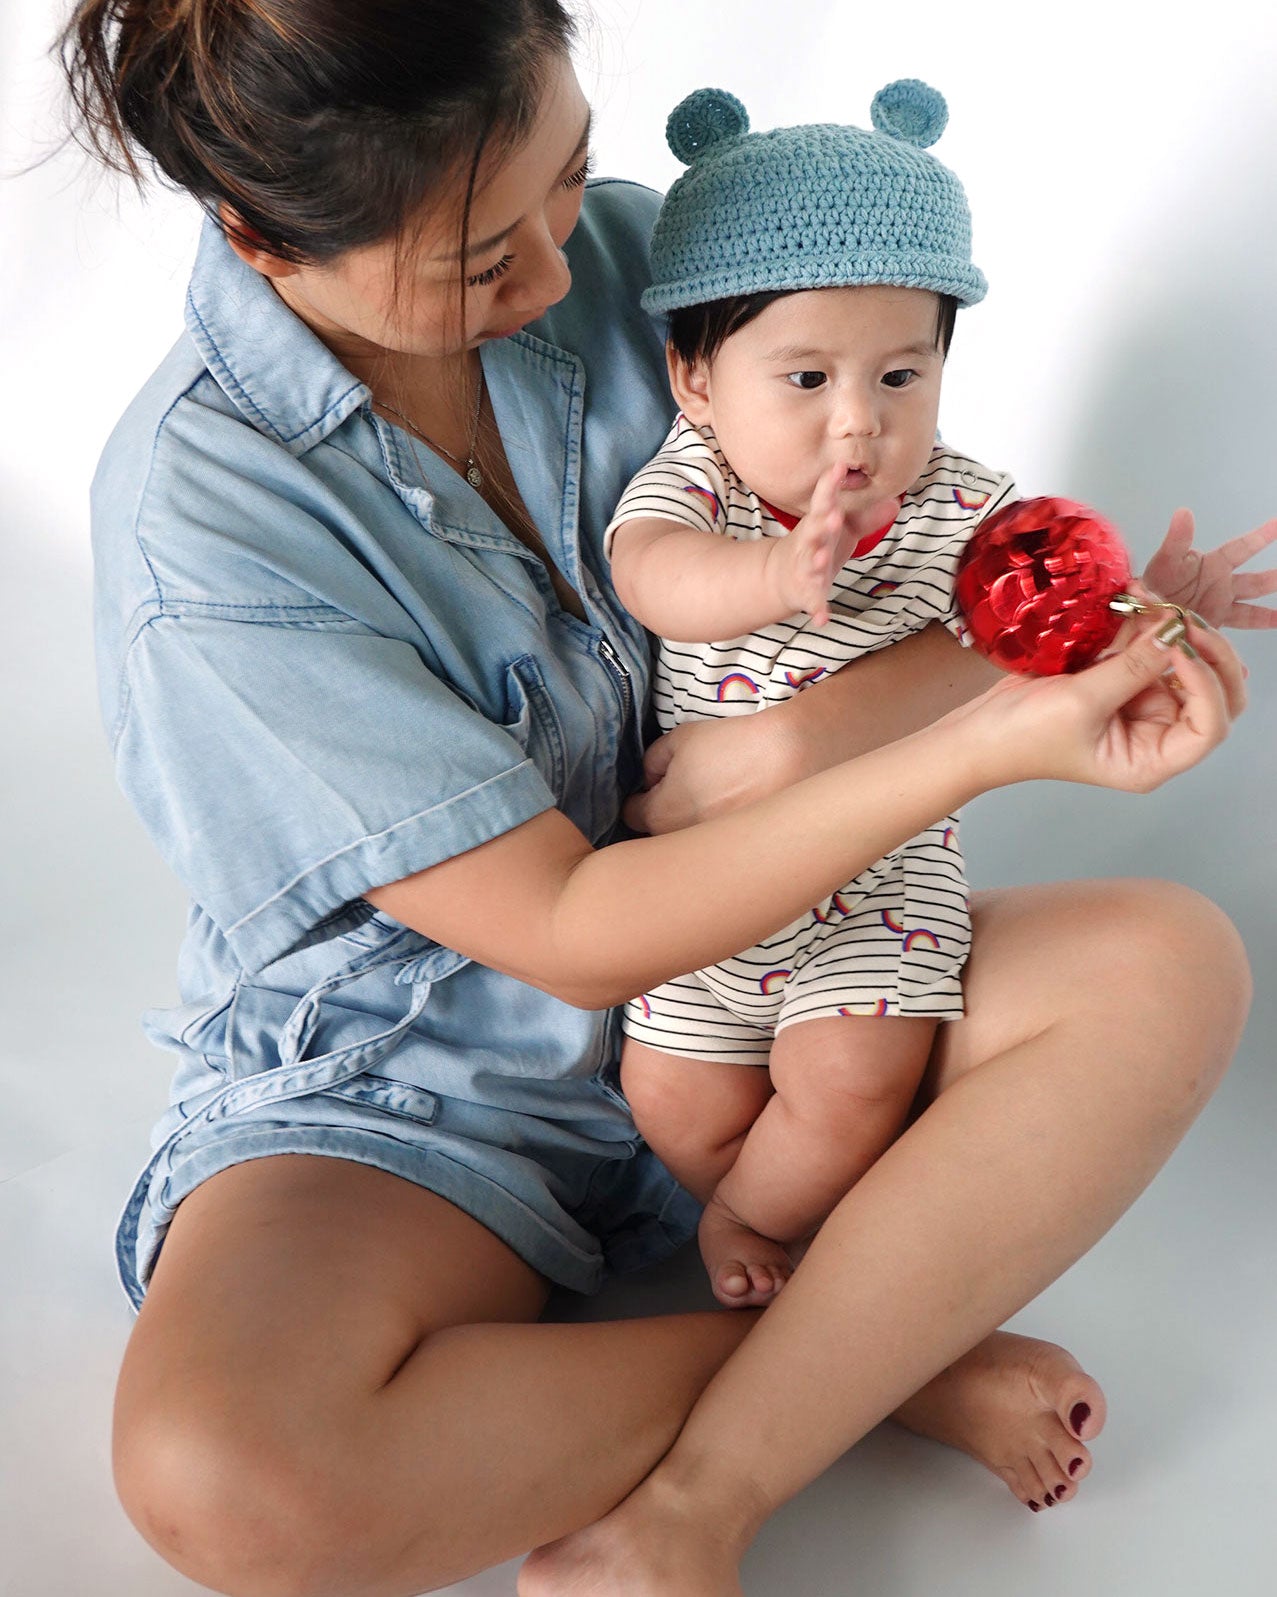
[94,181,695,1305]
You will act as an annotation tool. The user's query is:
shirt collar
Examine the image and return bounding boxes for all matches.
[184,218,370,455]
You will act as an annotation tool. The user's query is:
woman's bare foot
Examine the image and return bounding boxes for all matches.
[518,1473,746,1597]
[698,1189,793,1308]
[892,1330,1107,1511]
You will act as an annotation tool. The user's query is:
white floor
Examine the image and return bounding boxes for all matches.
[3,519,1276,1597]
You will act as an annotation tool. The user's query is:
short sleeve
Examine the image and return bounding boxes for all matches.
[603,419,729,559]
[935,470,1019,643]
[114,612,557,974]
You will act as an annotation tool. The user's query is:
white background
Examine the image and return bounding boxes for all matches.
[2,2,1276,1593]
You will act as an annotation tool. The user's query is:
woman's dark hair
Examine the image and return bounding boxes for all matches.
[59,0,577,264]
[668,289,960,369]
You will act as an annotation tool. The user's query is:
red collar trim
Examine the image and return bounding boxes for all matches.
[759,495,899,558]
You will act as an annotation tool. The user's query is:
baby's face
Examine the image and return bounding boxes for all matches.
[676,285,946,519]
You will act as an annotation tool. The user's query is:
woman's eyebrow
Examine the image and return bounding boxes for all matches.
[453,112,593,262]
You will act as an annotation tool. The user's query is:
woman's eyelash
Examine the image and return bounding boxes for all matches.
[465,158,592,287]
[562,153,594,189]
[466,254,514,289]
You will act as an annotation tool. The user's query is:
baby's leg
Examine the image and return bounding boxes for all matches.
[701,1014,936,1305]
[620,1038,792,1303]
[619,1038,774,1199]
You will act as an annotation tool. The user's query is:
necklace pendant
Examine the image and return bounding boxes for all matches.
[466,463,484,490]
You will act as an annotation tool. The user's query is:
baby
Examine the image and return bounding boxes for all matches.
[606,81,1016,1307]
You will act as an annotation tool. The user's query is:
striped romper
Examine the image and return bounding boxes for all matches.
[605,415,1016,1066]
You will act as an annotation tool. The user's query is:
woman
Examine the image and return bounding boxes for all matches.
[63,3,1259,1593]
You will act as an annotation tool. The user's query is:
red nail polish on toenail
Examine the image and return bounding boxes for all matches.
[1055,1484,1067,1496]
[1069,1458,1084,1476]
[1069,1403,1091,1436]
[1028,1501,1040,1512]
[1043,1493,1055,1506]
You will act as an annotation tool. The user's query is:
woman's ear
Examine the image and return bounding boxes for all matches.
[218,205,299,279]
[666,345,713,425]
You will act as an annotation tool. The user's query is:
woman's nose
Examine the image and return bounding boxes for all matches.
[511,227,572,310]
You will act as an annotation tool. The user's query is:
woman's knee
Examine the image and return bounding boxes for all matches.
[952,878,1251,1110]
[1097,878,1250,1019]
[1056,878,1250,1107]
[114,1398,398,1597]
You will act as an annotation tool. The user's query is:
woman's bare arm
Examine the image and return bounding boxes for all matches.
[367,619,1237,1011]
[368,714,987,1011]
[626,624,1000,835]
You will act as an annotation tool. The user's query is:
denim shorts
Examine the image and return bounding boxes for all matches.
[116,937,703,1311]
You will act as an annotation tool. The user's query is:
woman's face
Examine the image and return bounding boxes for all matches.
[260,53,592,367]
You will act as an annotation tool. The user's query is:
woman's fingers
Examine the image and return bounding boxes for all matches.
[1182,616,1248,720]
[1050,618,1228,789]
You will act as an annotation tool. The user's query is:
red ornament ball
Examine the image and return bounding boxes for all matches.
[955,496,1132,675]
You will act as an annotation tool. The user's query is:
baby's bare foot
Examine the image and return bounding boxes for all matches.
[698,1190,793,1308]
[518,1478,744,1597]
[892,1330,1106,1511]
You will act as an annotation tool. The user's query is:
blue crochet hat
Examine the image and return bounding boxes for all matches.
[641,80,986,317]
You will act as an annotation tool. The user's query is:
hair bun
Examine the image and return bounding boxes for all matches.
[869,79,948,148]
[665,88,750,165]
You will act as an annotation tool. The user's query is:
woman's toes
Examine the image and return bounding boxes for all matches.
[1017,1461,1050,1510]
[1063,1383,1107,1442]
[1049,1441,1090,1490]
[890,1332,1107,1511]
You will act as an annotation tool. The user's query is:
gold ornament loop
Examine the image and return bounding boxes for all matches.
[1108,593,1205,657]
[1109,593,1208,629]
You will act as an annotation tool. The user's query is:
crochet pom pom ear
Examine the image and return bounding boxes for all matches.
[666,88,750,165]
[870,79,948,148]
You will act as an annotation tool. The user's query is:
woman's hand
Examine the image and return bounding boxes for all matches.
[624,627,1003,836]
[1143,508,1277,629]
[623,711,803,835]
[947,615,1246,794]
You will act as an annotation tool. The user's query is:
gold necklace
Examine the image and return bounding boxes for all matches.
[379,379,485,490]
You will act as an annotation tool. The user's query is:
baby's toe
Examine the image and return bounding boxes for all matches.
[713,1261,753,1303]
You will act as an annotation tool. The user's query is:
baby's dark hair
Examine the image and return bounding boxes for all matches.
[59,0,576,264]
[667,289,960,369]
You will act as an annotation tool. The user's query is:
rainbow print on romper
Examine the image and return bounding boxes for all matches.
[867,579,900,597]
[759,969,791,994]
[881,908,906,935]
[717,672,761,701]
[636,995,652,1019]
[942,826,958,849]
[838,1000,890,1018]
[953,486,991,510]
[903,928,942,952]
[785,667,827,689]
[682,483,723,519]
[812,891,853,925]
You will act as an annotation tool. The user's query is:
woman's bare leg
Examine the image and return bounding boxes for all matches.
[521,879,1250,1595]
[114,1154,758,1597]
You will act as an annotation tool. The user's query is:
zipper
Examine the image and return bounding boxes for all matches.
[597,633,634,721]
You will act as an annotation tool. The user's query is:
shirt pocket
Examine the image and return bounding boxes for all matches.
[502,652,567,799]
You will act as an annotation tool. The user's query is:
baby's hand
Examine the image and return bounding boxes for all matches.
[1143,507,1277,630]
[767,465,899,627]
